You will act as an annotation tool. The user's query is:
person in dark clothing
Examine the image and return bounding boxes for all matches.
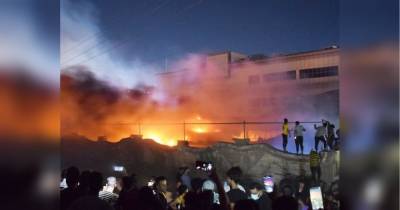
[248,182,272,210]
[191,177,204,193]
[327,122,336,150]
[136,186,165,210]
[314,121,328,151]
[60,166,80,210]
[185,190,214,210]
[272,185,298,210]
[234,199,259,210]
[76,170,91,197]
[295,181,308,204]
[115,176,139,210]
[226,167,247,209]
[154,176,169,210]
[68,171,113,210]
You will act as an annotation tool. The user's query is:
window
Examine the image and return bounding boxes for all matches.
[248,75,260,85]
[299,66,338,79]
[263,70,296,82]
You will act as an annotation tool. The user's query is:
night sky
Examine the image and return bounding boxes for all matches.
[64,0,340,66]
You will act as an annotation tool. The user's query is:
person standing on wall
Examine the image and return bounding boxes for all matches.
[326,121,336,150]
[293,121,306,155]
[314,120,328,152]
[282,118,289,152]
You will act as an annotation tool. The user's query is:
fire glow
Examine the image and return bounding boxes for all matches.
[60,54,318,147]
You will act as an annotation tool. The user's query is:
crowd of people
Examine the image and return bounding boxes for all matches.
[281,119,340,154]
[60,165,340,210]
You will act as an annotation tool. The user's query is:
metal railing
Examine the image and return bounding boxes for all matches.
[108,120,322,141]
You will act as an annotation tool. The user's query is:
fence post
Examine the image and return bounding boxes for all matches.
[183,121,186,141]
[243,121,246,139]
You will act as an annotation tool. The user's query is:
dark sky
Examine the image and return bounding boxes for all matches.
[66,0,339,66]
[63,0,398,67]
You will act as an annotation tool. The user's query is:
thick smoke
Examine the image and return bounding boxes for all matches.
[61,53,338,149]
[61,0,338,148]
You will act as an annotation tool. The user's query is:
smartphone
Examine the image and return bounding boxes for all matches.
[263,176,274,193]
[195,160,213,171]
[148,180,155,187]
[113,165,124,172]
[310,186,324,210]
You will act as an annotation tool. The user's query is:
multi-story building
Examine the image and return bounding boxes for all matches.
[157,46,339,141]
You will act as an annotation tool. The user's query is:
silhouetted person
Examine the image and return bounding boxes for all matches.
[226,167,247,209]
[327,122,336,150]
[295,180,308,205]
[314,121,327,151]
[249,182,271,210]
[282,118,289,152]
[115,176,138,210]
[154,176,169,210]
[191,177,204,193]
[234,199,259,210]
[60,166,80,210]
[77,170,91,197]
[185,190,214,210]
[272,186,298,210]
[309,149,321,184]
[68,171,114,210]
[136,186,165,210]
[293,121,306,155]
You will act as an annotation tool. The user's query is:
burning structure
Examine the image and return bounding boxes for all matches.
[61,46,339,148]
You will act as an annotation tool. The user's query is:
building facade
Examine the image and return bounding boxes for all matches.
[157,47,339,141]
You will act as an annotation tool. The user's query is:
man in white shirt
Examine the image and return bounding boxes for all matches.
[293,121,306,155]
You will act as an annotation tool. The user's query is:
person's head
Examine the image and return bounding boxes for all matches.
[155,176,167,193]
[65,166,80,188]
[295,121,300,125]
[79,170,91,188]
[234,199,259,210]
[282,185,293,196]
[202,180,216,192]
[106,176,117,187]
[177,184,188,195]
[249,182,264,200]
[89,171,103,194]
[226,167,242,187]
[298,181,305,189]
[284,118,288,124]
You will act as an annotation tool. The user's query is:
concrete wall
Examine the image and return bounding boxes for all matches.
[62,136,339,189]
